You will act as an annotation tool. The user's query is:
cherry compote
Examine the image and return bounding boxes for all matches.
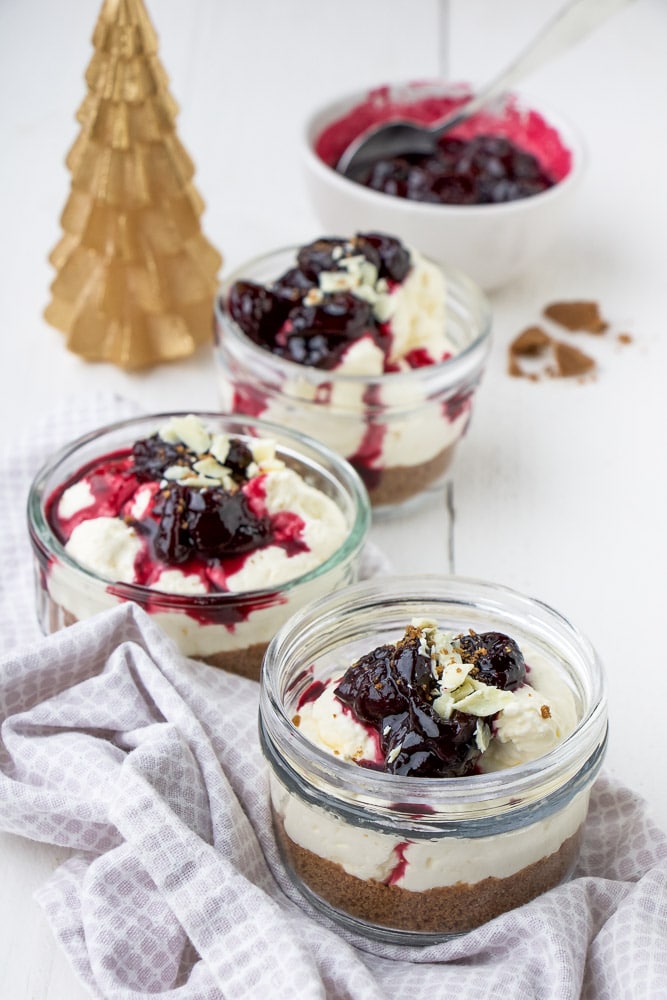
[356,135,555,205]
[334,625,526,778]
[147,484,271,565]
[226,233,410,370]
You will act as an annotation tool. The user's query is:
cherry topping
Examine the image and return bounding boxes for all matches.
[132,435,193,482]
[335,634,432,723]
[273,267,316,302]
[296,238,352,280]
[224,438,255,481]
[457,630,526,690]
[358,134,555,206]
[334,627,482,778]
[356,232,411,281]
[148,484,271,564]
[228,281,292,346]
[225,232,414,371]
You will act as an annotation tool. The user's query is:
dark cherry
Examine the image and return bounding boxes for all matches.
[456,630,526,691]
[273,267,316,302]
[187,488,271,556]
[334,628,483,778]
[380,705,479,778]
[149,484,192,563]
[296,238,351,280]
[132,435,193,482]
[358,134,555,206]
[356,232,411,282]
[223,438,255,481]
[277,292,374,368]
[290,291,372,337]
[335,635,432,724]
[227,281,291,346]
[296,235,386,280]
[148,483,272,564]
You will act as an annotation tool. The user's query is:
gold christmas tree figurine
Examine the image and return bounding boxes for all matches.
[44,0,222,370]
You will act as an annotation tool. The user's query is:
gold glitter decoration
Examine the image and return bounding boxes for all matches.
[44,0,222,370]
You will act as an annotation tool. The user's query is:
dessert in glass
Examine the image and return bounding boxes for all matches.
[259,575,607,943]
[28,413,370,680]
[214,232,491,513]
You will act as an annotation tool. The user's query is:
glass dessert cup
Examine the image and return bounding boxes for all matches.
[27,412,370,681]
[214,247,491,517]
[259,575,608,944]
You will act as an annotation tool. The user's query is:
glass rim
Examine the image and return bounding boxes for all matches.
[27,410,371,604]
[260,573,608,811]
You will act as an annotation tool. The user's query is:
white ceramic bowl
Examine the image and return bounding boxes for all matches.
[302,81,586,291]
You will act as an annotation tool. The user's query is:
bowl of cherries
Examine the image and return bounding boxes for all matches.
[302,80,586,291]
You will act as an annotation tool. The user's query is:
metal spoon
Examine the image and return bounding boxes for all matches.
[337,0,636,180]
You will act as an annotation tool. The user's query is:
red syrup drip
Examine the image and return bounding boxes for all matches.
[386,842,410,886]
[346,382,386,482]
[243,475,308,556]
[232,385,269,419]
[46,450,140,541]
[315,85,572,182]
[403,347,437,368]
[348,422,386,491]
[297,677,331,710]
[389,801,436,817]
[443,389,472,424]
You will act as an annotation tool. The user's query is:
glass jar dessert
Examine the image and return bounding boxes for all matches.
[28,412,370,680]
[259,575,607,944]
[214,234,491,514]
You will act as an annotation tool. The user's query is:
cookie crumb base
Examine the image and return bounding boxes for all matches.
[274,814,582,935]
[360,443,456,508]
[42,594,266,681]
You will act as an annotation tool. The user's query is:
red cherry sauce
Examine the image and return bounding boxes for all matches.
[297,678,331,710]
[315,84,572,203]
[386,842,410,886]
[45,440,312,628]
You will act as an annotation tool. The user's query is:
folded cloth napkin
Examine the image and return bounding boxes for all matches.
[1,603,667,1000]
[3,394,667,998]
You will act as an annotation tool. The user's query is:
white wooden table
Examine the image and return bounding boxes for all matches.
[1,0,665,995]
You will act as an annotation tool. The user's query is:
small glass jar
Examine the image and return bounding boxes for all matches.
[259,575,607,944]
[214,248,491,515]
[28,412,370,681]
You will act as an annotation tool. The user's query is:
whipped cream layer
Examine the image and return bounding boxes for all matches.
[45,415,349,657]
[275,622,584,891]
[272,776,589,890]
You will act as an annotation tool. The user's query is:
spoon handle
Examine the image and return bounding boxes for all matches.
[438,0,637,133]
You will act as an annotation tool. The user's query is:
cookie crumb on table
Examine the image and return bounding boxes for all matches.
[543,300,608,334]
[511,326,551,356]
[552,341,596,377]
[508,299,633,382]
